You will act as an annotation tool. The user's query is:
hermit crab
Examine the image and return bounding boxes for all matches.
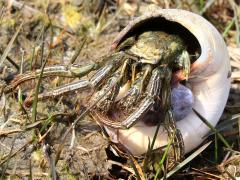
[2,9,230,164]
[105,8,231,157]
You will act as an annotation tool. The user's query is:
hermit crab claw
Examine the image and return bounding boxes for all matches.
[105,9,231,155]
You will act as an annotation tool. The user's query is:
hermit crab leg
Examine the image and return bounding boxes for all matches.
[157,67,185,164]
[116,64,152,110]
[21,52,127,105]
[4,52,126,94]
[24,79,91,106]
[99,66,166,129]
[4,64,99,93]
[91,58,133,111]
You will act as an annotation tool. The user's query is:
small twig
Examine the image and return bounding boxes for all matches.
[108,160,135,174]
[76,143,107,155]
[69,123,76,149]
[0,128,23,136]
[38,123,55,142]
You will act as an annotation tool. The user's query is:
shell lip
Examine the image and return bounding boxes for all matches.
[111,12,202,73]
[113,18,200,48]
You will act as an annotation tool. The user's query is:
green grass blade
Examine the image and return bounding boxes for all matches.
[154,132,175,180]
[222,18,235,37]
[214,133,218,162]
[193,109,231,148]
[206,113,240,137]
[161,141,212,180]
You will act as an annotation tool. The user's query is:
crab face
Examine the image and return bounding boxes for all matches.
[129,31,186,65]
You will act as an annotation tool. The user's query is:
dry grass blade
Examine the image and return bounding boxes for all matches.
[17,49,28,115]
[0,128,23,136]
[44,144,57,180]
[0,133,18,178]
[191,167,223,179]
[29,159,33,180]
[69,37,87,64]
[0,22,23,67]
[218,154,240,180]
[228,46,240,62]
[39,123,55,142]
[129,154,145,180]
[4,170,48,178]
[232,72,240,80]
[0,49,19,70]
[229,45,240,81]
[0,6,5,23]
[117,144,145,180]
[108,160,136,174]
[161,141,212,180]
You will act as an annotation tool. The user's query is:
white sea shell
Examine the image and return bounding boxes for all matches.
[105,9,231,155]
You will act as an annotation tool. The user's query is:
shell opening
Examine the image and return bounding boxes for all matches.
[117,17,201,63]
